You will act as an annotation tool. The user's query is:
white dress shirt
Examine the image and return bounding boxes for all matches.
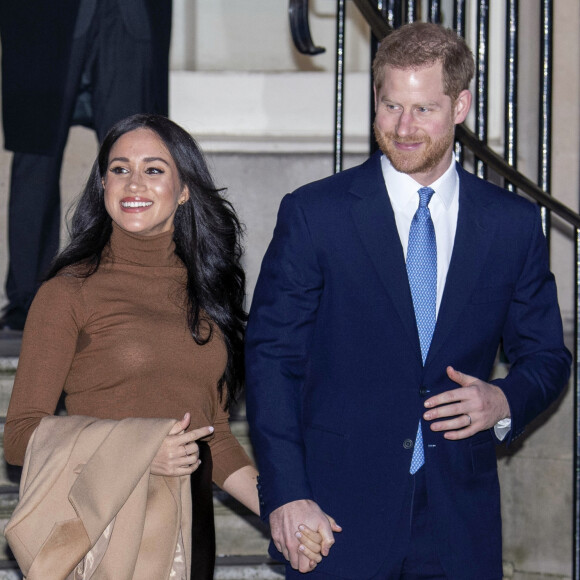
[379,154,511,438]
[381,155,458,316]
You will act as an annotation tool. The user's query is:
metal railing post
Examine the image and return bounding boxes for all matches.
[334,0,346,173]
[475,0,489,179]
[504,0,518,192]
[453,0,466,164]
[575,229,580,580]
[428,0,441,23]
[539,0,553,241]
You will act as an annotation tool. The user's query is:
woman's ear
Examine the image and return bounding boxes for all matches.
[179,186,190,205]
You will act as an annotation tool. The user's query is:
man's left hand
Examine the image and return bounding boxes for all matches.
[423,366,510,440]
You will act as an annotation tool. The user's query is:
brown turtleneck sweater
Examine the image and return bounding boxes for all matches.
[4,224,252,486]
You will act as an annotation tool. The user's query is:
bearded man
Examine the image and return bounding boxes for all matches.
[246,21,570,580]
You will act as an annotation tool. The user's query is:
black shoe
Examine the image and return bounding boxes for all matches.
[0,305,27,331]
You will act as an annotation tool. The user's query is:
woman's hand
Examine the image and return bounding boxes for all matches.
[151,412,214,476]
[296,515,342,569]
[296,525,324,567]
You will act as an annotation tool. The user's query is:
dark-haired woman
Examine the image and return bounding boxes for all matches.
[4,114,323,577]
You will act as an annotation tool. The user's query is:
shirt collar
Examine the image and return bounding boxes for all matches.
[380,154,458,212]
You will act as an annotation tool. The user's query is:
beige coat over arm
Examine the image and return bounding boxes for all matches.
[4,415,192,580]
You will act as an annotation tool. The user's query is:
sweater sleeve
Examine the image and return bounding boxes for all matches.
[4,276,84,465]
[209,399,254,488]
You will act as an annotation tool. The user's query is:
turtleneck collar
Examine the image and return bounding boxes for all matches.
[106,222,182,268]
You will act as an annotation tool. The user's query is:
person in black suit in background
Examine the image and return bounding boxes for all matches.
[0,4,220,579]
[0,0,171,330]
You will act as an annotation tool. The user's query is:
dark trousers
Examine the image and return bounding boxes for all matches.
[285,468,447,580]
[190,441,216,580]
[5,0,161,317]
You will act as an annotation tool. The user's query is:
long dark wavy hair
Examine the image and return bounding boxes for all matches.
[47,114,246,408]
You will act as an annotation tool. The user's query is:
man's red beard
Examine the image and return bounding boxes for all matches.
[373,121,455,176]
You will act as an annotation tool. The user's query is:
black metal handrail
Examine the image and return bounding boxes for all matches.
[455,124,580,229]
[289,0,326,55]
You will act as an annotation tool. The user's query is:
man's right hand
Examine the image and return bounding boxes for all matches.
[269,499,342,572]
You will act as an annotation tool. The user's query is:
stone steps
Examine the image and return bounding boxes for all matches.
[0,559,284,580]
[0,347,276,579]
[0,486,17,570]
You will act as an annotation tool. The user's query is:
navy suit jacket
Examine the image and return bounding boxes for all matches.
[245,152,571,579]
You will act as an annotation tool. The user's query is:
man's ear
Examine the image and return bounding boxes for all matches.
[453,89,472,125]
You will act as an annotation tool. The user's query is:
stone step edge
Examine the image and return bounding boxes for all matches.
[0,561,17,570]
[0,360,18,374]
[215,555,280,566]
[0,554,280,570]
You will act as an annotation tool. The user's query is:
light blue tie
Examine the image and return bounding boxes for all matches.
[407,186,437,474]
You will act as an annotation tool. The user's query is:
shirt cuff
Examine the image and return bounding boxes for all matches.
[494,418,512,441]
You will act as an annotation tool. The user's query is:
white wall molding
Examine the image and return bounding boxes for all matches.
[170,71,371,154]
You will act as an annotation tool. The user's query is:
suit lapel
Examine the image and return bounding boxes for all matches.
[426,167,496,365]
[349,154,423,364]
[348,158,497,367]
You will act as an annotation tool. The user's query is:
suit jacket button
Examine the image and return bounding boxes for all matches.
[419,386,430,397]
[403,439,414,449]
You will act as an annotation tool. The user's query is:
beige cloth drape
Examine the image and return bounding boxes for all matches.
[4,415,192,580]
